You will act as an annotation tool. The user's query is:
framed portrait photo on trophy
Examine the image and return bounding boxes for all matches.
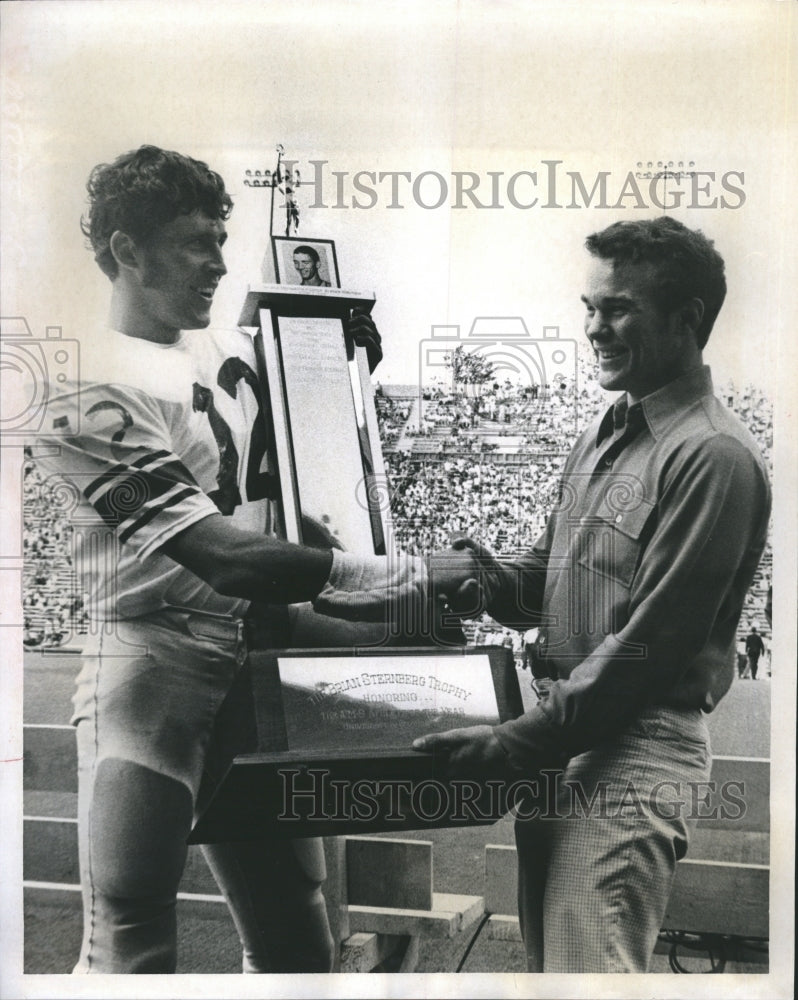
[273,236,341,289]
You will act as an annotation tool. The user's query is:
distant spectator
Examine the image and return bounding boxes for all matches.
[744,626,766,680]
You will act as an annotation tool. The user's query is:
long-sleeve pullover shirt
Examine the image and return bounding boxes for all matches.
[492,366,771,770]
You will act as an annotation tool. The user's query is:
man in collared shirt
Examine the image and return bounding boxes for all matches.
[413,217,771,972]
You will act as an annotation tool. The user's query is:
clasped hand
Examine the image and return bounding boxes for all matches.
[429,536,503,618]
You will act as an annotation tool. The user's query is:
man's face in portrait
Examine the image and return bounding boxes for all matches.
[293,251,319,284]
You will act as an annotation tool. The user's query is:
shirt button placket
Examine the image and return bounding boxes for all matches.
[236,621,246,666]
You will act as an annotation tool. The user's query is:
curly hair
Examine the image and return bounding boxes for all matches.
[81,145,233,279]
[585,216,727,348]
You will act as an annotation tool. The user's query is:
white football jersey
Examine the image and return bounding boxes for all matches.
[34,327,277,620]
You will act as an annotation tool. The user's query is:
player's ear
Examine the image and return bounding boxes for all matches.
[109,230,142,273]
[678,297,704,340]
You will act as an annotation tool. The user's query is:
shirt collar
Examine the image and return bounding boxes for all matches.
[595,365,714,446]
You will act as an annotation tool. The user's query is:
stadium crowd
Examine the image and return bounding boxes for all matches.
[373,393,412,449]
[384,454,564,556]
[22,362,772,655]
[22,455,88,647]
[401,375,582,453]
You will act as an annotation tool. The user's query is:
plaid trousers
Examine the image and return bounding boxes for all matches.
[514,705,711,973]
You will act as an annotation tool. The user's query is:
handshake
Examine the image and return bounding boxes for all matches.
[312,537,505,627]
[428,537,505,618]
[312,541,521,781]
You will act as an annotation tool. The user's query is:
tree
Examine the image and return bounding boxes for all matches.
[445,345,496,392]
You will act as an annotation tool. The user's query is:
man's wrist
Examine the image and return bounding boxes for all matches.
[312,549,428,622]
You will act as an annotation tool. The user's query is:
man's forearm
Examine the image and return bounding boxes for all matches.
[484,554,549,630]
[429,538,549,626]
[162,513,428,618]
[214,536,333,604]
[161,515,333,605]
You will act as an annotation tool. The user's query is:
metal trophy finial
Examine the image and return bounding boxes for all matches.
[243,145,301,238]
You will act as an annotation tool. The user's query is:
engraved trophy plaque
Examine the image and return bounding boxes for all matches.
[191,645,523,841]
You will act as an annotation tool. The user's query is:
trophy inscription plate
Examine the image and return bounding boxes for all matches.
[190,647,524,842]
[278,652,504,752]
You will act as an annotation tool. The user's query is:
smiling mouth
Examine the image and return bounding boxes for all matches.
[194,286,217,302]
[598,348,626,361]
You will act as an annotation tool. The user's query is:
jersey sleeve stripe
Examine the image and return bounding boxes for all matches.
[131,448,172,468]
[85,463,130,500]
[117,487,206,544]
[138,458,199,488]
[84,451,186,501]
[89,462,202,529]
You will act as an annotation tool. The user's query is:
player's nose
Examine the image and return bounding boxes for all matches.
[208,248,227,277]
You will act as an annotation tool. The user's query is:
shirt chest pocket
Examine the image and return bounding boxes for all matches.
[575,498,655,589]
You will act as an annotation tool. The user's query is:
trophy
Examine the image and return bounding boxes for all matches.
[190,147,523,843]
